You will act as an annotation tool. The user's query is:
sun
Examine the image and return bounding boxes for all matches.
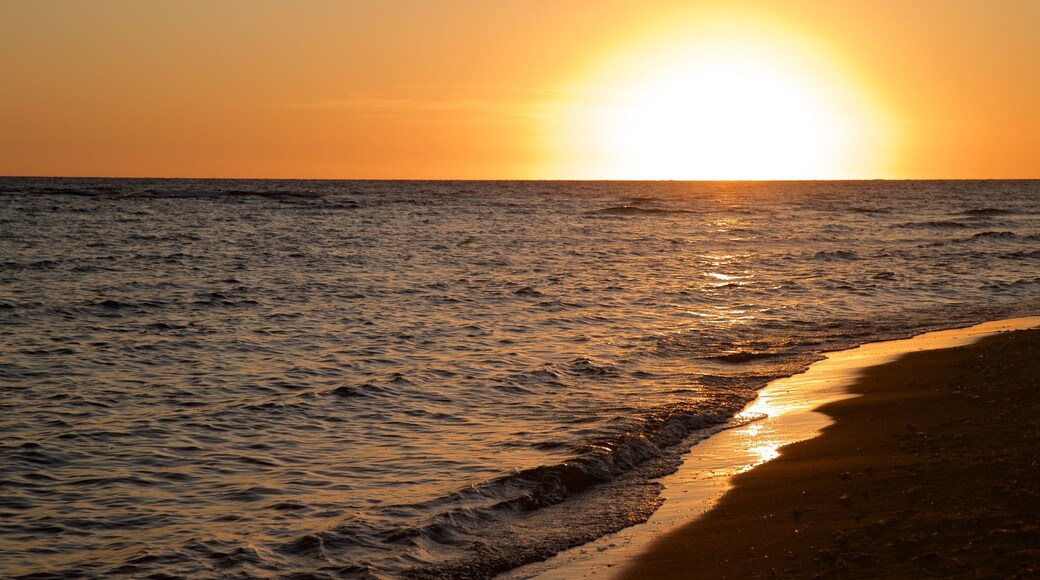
[602,54,849,180]
[540,17,892,180]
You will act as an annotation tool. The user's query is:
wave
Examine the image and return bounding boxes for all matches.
[139,188,328,199]
[1003,249,1040,260]
[925,231,1021,247]
[968,230,1019,240]
[960,207,1014,216]
[0,179,332,200]
[0,259,61,271]
[897,219,973,229]
[982,277,1040,292]
[710,351,783,363]
[328,383,388,398]
[514,286,543,296]
[813,250,860,261]
[282,400,750,578]
[849,206,891,214]
[593,205,701,215]
[561,356,622,376]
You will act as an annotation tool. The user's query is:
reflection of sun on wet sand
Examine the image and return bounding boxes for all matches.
[621,326,1040,578]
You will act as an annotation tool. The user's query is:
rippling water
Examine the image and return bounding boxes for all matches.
[2,178,1039,578]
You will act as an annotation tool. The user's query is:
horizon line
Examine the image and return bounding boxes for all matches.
[3,175,1040,183]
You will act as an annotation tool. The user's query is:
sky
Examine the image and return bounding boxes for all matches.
[1,0,1038,180]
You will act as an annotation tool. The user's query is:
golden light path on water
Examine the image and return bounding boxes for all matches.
[540,12,894,180]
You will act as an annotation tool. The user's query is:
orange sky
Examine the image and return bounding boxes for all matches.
[1,0,1038,179]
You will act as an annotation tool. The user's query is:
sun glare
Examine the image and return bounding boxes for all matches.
[542,16,892,180]
[604,56,848,180]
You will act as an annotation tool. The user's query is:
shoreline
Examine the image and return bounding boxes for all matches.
[622,321,1040,578]
[505,317,1040,579]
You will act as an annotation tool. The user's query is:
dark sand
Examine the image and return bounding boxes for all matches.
[620,329,1040,579]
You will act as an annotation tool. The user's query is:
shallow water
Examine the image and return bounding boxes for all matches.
[2,178,1039,578]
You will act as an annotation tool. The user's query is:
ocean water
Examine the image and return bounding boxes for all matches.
[2,178,1039,578]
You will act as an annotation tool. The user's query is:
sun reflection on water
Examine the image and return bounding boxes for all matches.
[731,387,799,470]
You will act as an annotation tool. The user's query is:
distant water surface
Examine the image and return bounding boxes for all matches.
[2,178,1039,578]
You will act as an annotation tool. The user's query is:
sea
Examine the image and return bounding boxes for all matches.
[2,178,1039,579]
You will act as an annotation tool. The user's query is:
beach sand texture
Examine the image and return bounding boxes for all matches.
[621,328,1040,578]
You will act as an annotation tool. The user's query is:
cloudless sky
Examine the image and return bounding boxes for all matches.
[1,0,1038,179]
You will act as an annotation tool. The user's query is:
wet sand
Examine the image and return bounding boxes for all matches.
[620,328,1040,578]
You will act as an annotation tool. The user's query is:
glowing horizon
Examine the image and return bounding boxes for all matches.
[1,1,1038,180]
[537,14,896,180]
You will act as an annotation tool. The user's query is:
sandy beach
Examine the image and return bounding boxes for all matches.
[619,327,1040,578]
